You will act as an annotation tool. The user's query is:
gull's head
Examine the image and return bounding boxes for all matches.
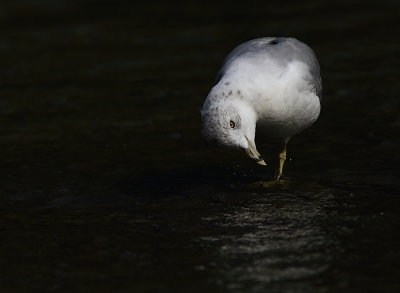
[201,93,266,165]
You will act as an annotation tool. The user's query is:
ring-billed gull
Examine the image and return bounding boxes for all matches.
[201,37,322,179]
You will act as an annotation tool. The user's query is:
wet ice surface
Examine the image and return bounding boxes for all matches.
[1,0,400,292]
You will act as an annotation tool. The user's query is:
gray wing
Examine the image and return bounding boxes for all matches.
[217,37,322,99]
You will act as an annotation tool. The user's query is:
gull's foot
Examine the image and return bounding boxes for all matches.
[275,144,287,180]
[254,178,290,189]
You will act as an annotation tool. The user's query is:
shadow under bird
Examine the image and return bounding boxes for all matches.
[201,37,322,179]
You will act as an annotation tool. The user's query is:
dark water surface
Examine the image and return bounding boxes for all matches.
[1,1,399,292]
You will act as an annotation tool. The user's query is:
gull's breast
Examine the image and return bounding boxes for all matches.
[255,92,320,139]
[250,61,321,139]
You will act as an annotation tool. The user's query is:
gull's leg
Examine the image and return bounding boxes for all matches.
[275,144,287,180]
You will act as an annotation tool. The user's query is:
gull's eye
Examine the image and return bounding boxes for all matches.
[229,120,236,128]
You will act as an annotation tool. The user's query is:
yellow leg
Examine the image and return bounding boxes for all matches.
[275,144,287,180]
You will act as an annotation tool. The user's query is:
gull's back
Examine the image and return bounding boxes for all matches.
[217,37,322,99]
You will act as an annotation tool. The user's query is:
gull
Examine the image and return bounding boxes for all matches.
[201,37,322,179]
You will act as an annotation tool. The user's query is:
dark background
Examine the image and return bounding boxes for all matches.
[0,1,399,292]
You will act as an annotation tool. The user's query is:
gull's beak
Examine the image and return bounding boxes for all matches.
[243,137,266,165]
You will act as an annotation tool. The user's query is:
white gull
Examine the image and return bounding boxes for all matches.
[201,37,322,179]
